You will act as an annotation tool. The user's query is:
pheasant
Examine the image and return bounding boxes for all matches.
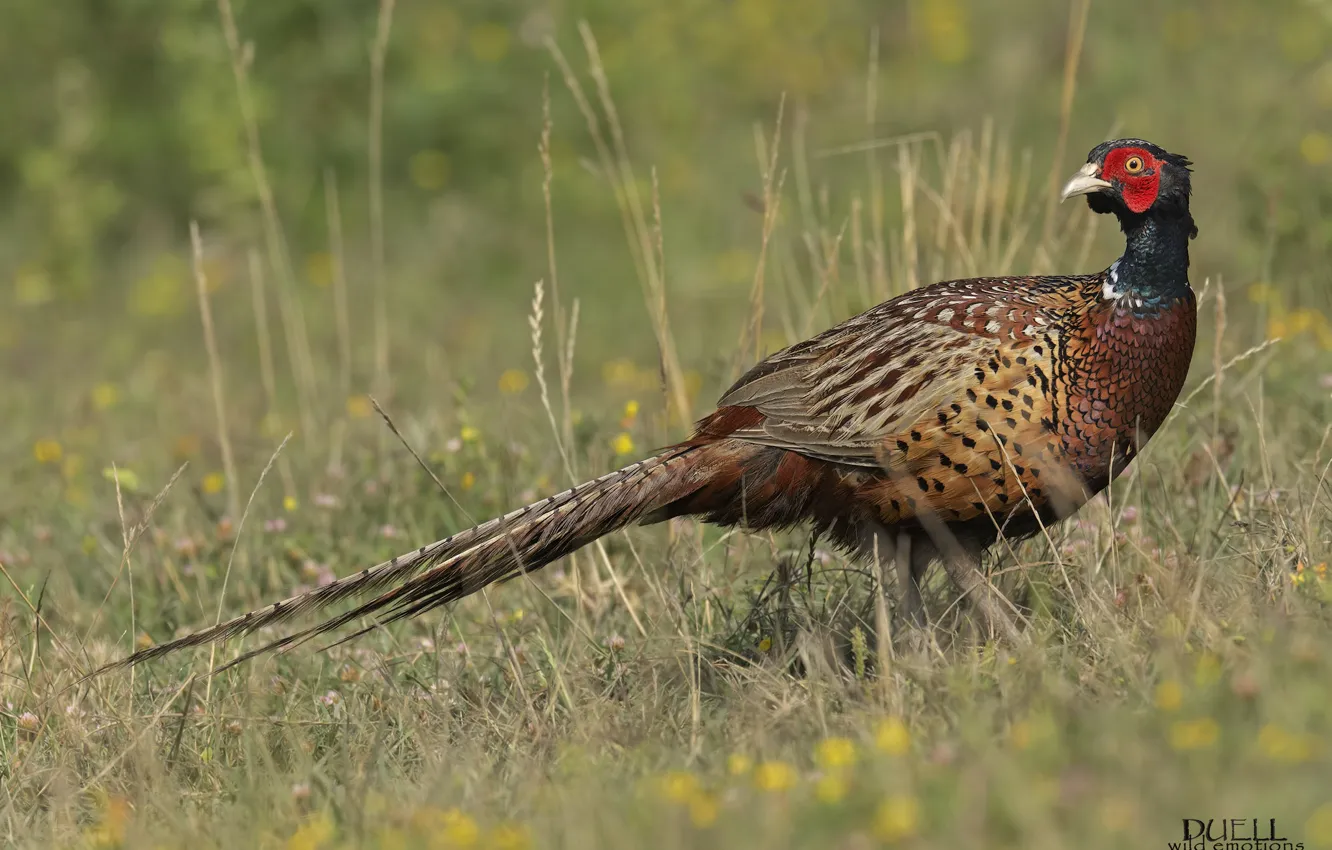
[100,138,1197,674]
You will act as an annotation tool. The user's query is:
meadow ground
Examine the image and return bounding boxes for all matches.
[4,2,1332,848]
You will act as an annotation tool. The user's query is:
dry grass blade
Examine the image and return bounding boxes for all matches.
[369,0,397,413]
[205,434,291,697]
[79,675,195,794]
[539,78,574,448]
[737,96,787,370]
[191,222,241,525]
[1037,0,1092,263]
[548,26,691,426]
[215,0,318,440]
[324,170,354,399]
[77,463,190,675]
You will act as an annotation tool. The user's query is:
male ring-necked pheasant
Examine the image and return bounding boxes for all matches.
[102,138,1196,673]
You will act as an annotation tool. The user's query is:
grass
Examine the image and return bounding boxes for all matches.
[5,9,1332,850]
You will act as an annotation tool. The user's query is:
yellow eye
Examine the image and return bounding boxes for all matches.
[1124,155,1145,174]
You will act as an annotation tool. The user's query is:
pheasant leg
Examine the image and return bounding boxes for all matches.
[895,531,926,628]
[938,549,1023,643]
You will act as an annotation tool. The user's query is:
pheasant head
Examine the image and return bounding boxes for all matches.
[1061,138,1198,304]
[1061,139,1195,230]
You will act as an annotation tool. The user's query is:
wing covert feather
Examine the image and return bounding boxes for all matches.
[718,276,1086,471]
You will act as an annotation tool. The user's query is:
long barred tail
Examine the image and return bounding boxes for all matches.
[93,446,709,676]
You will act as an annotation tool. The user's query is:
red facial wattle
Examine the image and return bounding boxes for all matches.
[1100,147,1161,214]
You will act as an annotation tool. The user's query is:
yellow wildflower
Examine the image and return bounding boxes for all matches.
[624,400,640,419]
[33,439,62,464]
[657,771,699,803]
[1288,307,1325,335]
[1246,282,1275,304]
[752,760,798,793]
[461,471,476,491]
[1009,720,1032,751]
[1154,679,1184,712]
[1169,717,1219,751]
[873,795,920,843]
[814,737,857,770]
[1305,802,1332,848]
[922,0,969,64]
[1194,654,1221,687]
[757,636,772,653]
[92,383,119,411]
[487,824,532,850]
[874,717,910,756]
[1258,724,1316,763]
[688,792,719,828]
[284,495,299,512]
[612,432,635,456]
[460,425,480,443]
[347,395,373,419]
[375,827,410,850]
[726,753,753,776]
[84,795,131,848]
[203,472,225,494]
[1302,132,1331,166]
[411,808,478,848]
[498,369,529,395]
[683,371,703,400]
[287,813,335,850]
[439,809,480,847]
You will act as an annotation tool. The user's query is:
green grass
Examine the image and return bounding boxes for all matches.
[5,3,1332,848]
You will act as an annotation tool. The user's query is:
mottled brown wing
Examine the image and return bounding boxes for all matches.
[718,276,1095,524]
[720,279,1066,463]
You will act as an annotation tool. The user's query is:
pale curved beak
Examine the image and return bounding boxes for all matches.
[1060,161,1113,202]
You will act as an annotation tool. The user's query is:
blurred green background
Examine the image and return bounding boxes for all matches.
[0,0,1330,498]
[3,0,1329,343]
